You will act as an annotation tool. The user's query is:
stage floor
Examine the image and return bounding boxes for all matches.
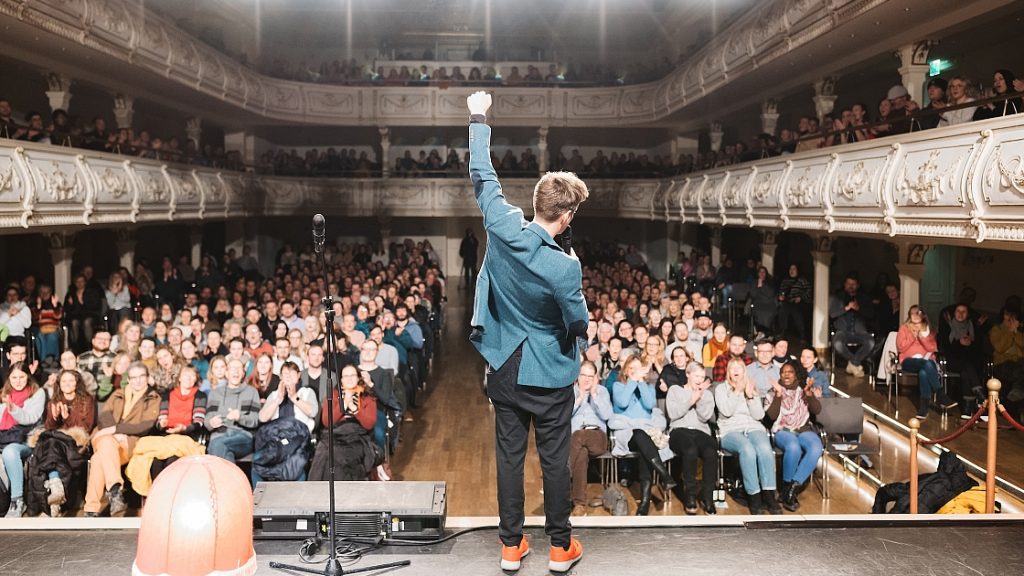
[2,516,1022,576]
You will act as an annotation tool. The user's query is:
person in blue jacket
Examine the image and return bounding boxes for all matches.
[466,91,587,573]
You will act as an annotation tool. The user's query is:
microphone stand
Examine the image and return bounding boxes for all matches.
[271,216,409,576]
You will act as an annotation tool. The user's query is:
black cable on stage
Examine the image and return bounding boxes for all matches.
[296,524,499,562]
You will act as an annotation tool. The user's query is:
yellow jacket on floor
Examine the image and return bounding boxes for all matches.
[937,486,989,514]
[125,435,206,496]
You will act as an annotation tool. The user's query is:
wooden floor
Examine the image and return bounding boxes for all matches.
[835,370,1024,503]
[389,291,942,517]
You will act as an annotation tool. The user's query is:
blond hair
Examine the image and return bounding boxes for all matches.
[533,171,589,223]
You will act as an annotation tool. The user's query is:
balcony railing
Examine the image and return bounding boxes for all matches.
[3,115,1024,247]
[660,113,1024,245]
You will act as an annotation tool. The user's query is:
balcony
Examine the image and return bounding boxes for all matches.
[3,114,1024,243]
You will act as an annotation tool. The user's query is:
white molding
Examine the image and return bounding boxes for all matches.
[1,0,1006,128]
[4,116,1024,246]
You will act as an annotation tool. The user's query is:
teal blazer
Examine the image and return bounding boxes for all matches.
[468,121,588,389]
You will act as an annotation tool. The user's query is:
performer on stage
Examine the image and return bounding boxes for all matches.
[466,91,588,573]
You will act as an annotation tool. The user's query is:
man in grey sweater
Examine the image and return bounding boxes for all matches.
[205,358,261,462]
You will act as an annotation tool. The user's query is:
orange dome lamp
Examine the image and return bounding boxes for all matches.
[133,455,257,576]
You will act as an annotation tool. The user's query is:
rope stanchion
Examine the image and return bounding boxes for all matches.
[920,401,988,446]
[997,403,1024,432]
[986,379,1001,514]
[908,417,920,515]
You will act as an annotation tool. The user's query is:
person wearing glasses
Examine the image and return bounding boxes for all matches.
[83,362,160,516]
[204,358,261,463]
[308,364,377,481]
[356,339,403,451]
[746,339,781,399]
[569,361,612,516]
[466,91,588,572]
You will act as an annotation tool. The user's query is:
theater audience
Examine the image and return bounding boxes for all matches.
[898,305,957,419]
[1,362,47,517]
[84,361,159,517]
[25,369,94,517]
[125,366,206,496]
[610,355,676,516]
[715,358,781,515]
[569,361,612,516]
[666,361,716,515]
[766,360,822,512]
[252,361,316,485]
[309,364,378,481]
[205,358,261,463]
[829,274,874,377]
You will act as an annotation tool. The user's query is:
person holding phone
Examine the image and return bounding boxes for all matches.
[898,305,957,419]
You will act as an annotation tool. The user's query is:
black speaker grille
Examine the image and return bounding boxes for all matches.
[326,513,386,538]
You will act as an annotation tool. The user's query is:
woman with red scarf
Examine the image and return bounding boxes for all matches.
[125,366,207,496]
[1,362,47,517]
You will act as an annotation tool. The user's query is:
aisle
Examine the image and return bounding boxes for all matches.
[390,289,881,516]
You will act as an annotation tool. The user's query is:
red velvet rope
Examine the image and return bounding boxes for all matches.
[998,404,1024,433]
[920,401,989,446]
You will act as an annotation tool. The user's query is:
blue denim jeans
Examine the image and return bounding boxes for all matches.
[374,408,388,451]
[774,430,823,484]
[721,429,776,494]
[902,357,941,400]
[207,428,254,463]
[1,443,32,499]
[35,329,60,362]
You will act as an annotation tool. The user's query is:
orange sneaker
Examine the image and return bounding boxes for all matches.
[500,535,530,571]
[549,537,583,573]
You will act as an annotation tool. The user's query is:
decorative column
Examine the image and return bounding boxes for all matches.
[537,126,549,173]
[760,230,777,276]
[709,122,724,153]
[895,241,928,322]
[189,225,204,269]
[114,228,136,270]
[379,127,391,178]
[709,226,723,267]
[45,73,73,112]
[185,118,202,148]
[113,94,134,129]
[812,76,839,121]
[48,232,76,301]
[760,99,780,135]
[810,235,833,354]
[895,42,935,105]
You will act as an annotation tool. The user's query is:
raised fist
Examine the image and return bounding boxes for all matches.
[467,91,492,116]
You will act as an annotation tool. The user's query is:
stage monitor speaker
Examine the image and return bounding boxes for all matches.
[253,481,447,541]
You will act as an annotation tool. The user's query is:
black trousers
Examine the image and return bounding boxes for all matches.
[487,344,573,549]
[668,427,718,500]
[627,432,661,482]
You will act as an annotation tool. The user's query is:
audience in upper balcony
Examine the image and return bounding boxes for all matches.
[917,78,948,131]
[974,69,1023,119]
[938,77,978,127]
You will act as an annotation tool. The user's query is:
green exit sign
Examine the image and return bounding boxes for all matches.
[930,59,952,77]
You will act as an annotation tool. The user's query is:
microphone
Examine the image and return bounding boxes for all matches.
[312,214,326,254]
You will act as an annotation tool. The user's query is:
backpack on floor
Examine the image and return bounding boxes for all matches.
[602,485,629,516]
